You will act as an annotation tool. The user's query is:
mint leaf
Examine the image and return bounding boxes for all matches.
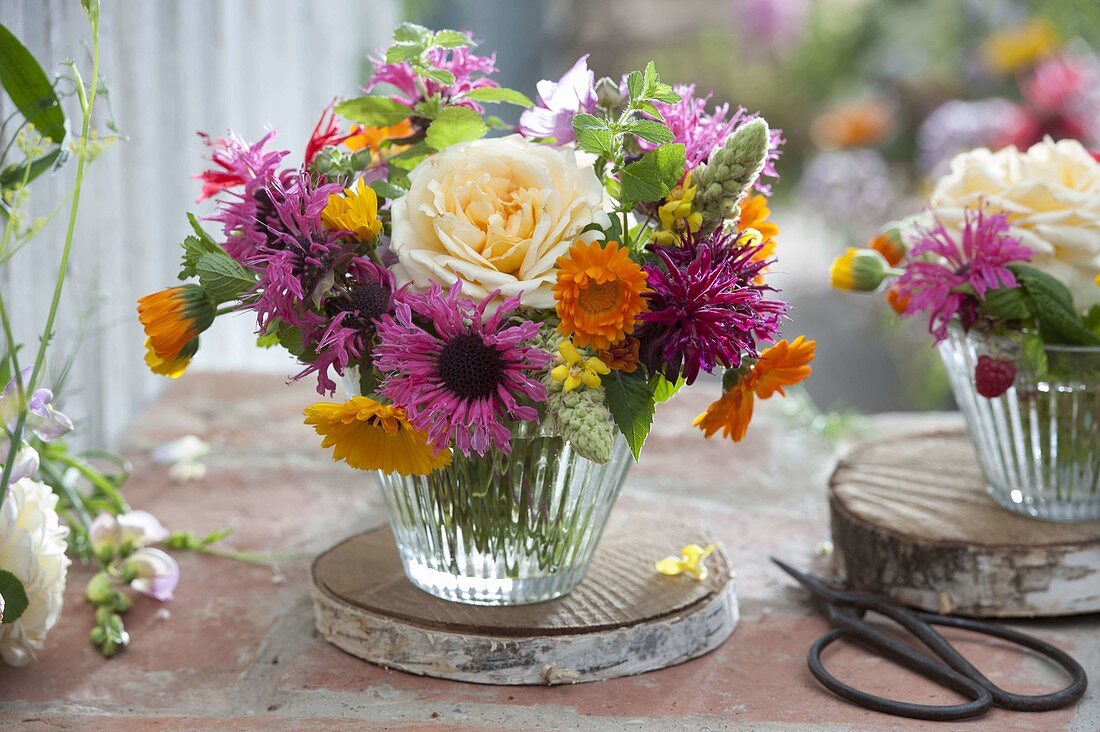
[651,374,686,403]
[625,70,644,102]
[336,96,412,127]
[425,106,487,150]
[463,87,534,108]
[432,30,472,49]
[369,179,408,200]
[385,42,425,65]
[620,144,685,205]
[0,570,29,624]
[419,67,456,86]
[626,119,674,145]
[179,215,222,280]
[979,286,1032,321]
[393,22,433,44]
[572,113,613,157]
[604,371,655,460]
[195,252,257,304]
[1011,264,1100,346]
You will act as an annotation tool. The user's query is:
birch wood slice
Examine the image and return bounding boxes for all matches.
[310,519,737,685]
[830,429,1100,618]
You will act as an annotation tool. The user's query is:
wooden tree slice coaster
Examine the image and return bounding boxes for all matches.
[830,429,1100,618]
[310,519,737,685]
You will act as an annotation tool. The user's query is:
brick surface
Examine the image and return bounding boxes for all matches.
[0,372,1096,731]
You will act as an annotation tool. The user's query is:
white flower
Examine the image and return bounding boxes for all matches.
[151,435,210,466]
[126,547,179,602]
[390,134,608,309]
[929,137,1100,309]
[0,478,70,666]
[89,510,170,555]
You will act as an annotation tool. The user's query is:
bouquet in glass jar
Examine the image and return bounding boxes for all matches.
[136,25,813,603]
[830,138,1100,521]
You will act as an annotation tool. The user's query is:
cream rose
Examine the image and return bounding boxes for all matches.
[389,134,608,308]
[0,478,70,666]
[929,137,1100,309]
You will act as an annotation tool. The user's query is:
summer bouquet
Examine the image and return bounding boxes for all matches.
[137,24,814,604]
[830,137,1100,521]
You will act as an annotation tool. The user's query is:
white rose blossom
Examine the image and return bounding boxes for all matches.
[389,134,609,309]
[929,137,1100,309]
[0,478,70,666]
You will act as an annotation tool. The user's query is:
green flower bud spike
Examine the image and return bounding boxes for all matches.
[695,118,770,233]
[544,379,616,464]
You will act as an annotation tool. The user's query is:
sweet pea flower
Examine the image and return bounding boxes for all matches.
[519,55,597,144]
[126,547,179,602]
[0,442,40,483]
[0,368,74,443]
[89,510,170,555]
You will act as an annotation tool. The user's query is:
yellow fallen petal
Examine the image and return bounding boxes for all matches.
[655,557,688,576]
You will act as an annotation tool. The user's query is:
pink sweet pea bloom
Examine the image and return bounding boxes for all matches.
[127,547,180,602]
[518,55,597,144]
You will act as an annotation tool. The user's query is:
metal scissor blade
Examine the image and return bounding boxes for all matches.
[770,556,844,603]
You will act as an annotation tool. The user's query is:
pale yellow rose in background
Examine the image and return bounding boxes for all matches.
[389,134,608,309]
[929,137,1100,310]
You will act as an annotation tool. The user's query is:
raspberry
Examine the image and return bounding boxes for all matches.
[974,355,1016,398]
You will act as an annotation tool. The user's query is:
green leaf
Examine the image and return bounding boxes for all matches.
[484,115,511,130]
[179,214,223,279]
[979,286,1032,321]
[195,252,257,304]
[0,146,62,191]
[393,22,433,44]
[651,374,686,403]
[1010,264,1075,310]
[335,96,412,127]
[386,41,425,64]
[1020,332,1048,377]
[462,87,534,108]
[1011,264,1100,346]
[425,106,487,150]
[0,569,29,624]
[1084,304,1100,336]
[625,70,644,101]
[572,113,613,157]
[604,371,655,460]
[0,23,67,143]
[626,119,674,145]
[619,144,686,205]
[432,30,473,49]
[369,178,408,200]
[418,67,457,86]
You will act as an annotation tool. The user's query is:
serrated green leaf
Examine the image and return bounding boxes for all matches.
[386,41,425,64]
[1011,264,1100,345]
[620,144,685,205]
[572,113,613,157]
[0,23,67,143]
[179,214,223,279]
[433,29,473,48]
[369,178,407,200]
[484,115,511,130]
[335,96,412,127]
[418,67,456,86]
[1010,264,1075,310]
[0,569,29,624]
[425,106,487,150]
[604,371,655,460]
[626,70,644,102]
[393,22,433,44]
[463,87,534,108]
[627,119,674,145]
[979,286,1032,321]
[195,252,257,304]
[651,374,686,403]
[650,85,681,104]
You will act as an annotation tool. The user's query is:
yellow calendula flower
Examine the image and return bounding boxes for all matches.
[654,172,703,246]
[136,284,215,378]
[829,247,891,292]
[304,396,450,476]
[982,19,1059,75]
[321,177,383,243]
[550,340,610,392]
[656,543,718,581]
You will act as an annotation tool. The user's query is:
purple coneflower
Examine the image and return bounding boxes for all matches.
[366,40,499,114]
[297,258,396,395]
[642,84,784,194]
[373,283,552,456]
[637,229,787,385]
[894,208,1033,342]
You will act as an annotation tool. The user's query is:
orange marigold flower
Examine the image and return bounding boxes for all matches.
[304,396,450,476]
[137,285,215,378]
[554,240,649,350]
[693,336,816,442]
[598,336,641,373]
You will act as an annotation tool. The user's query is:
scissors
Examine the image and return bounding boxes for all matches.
[772,558,1088,721]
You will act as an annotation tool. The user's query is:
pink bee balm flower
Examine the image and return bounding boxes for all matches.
[894,209,1033,342]
[518,55,597,144]
[366,39,500,113]
[373,283,552,456]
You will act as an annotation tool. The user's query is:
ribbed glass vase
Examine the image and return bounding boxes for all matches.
[376,424,633,605]
[938,325,1100,521]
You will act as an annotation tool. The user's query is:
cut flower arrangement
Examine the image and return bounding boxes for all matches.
[138,24,813,604]
[831,137,1100,521]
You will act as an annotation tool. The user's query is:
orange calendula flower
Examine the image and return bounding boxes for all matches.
[598,336,641,373]
[554,240,649,350]
[304,396,450,476]
[344,119,414,157]
[868,224,906,267]
[137,285,215,378]
[829,247,890,292]
[694,336,816,442]
[737,194,779,279]
[885,283,910,315]
[321,177,383,242]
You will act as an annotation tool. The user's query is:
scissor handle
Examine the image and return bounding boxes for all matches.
[808,623,993,721]
[914,612,1088,712]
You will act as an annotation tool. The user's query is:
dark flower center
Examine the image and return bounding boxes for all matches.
[437,332,505,401]
[347,283,391,322]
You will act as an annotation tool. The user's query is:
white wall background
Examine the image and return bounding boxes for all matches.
[0,0,398,447]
